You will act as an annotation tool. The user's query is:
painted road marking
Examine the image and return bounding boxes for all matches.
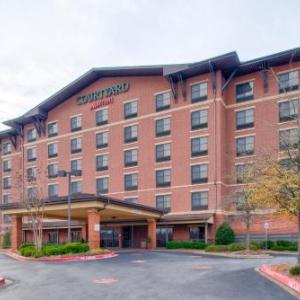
[93,278,118,284]
[131,260,146,263]
[192,264,211,270]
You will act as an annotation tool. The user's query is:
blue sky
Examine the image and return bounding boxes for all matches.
[0,0,299,130]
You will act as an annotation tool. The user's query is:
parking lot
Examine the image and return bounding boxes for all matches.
[0,251,297,300]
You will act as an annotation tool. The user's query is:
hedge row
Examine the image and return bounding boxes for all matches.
[251,240,298,251]
[206,243,259,252]
[19,242,90,257]
[166,241,208,250]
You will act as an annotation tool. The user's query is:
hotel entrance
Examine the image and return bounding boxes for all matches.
[100,227,120,248]
[122,225,148,248]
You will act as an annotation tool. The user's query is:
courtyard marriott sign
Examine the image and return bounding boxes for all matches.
[76,82,130,109]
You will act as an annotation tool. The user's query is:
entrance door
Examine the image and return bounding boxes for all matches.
[100,227,120,248]
[156,227,173,247]
[189,226,205,242]
[122,226,133,248]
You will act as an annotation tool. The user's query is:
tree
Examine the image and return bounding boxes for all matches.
[215,222,235,245]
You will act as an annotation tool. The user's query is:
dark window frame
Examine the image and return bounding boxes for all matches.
[156,169,171,187]
[191,164,208,184]
[191,191,208,211]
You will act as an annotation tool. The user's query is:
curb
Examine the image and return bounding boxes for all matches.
[259,265,300,294]
[5,250,117,262]
[0,278,5,286]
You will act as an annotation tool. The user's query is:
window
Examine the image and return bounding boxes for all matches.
[279,100,298,122]
[48,231,58,244]
[27,167,37,181]
[156,92,170,111]
[2,159,11,172]
[71,231,81,242]
[124,101,138,119]
[236,82,254,102]
[96,154,108,171]
[27,128,37,142]
[124,197,138,204]
[279,128,298,151]
[48,143,58,158]
[71,181,81,194]
[278,71,299,93]
[96,108,108,126]
[70,116,82,132]
[124,173,138,191]
[236,164,249,184]
[124,125,138,143]
[2,143,12,155]
[156,227,173,247]
[156,195,171,213]
[191,164,208,184]
[48,163,58,178]
[236,136,255,157]
[27,148,37,161]
[191,109,208,130]
[156,143,171,162]
[71,138,82,153]
[27,187,37,198]
[48,122,58,137]
[236,192,246,210]
[2,194,11,204]
[156,118,171,137]
[156,169,171,187]
[96,177,109,194]
[48,184,58,197]
[71,159,82,173]
[96,132,108,148]
[3,215,11,224]
[189,226,205,241]
[191,82,208,103]
[124,149,138,167]
[191,191,208,210]
[191,137,208,157]
[236,109,254,130]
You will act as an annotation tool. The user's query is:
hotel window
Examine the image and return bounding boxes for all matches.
[191,82,208,103]
[124,173,138,191]
[279,128,298,151]
[124,149,138,167]
[236,82,254,102]
[156,92,170,112]
[190,226,205,241]
[27,167,37,181]
[236,136,255,157]
[71,138,82,153]
[96,132,108,148]
[70,115,82,132]
[156,117,171,137]
[156,169,171,187]
[48,184,58,197]
[71,159,82,173]
[27,148,37,161]
[124,197,138,204]
[96,108,108,126]
[2,194,11,204]
[2,142,12,155]
[48,122,58,137]
[2,159,11,172]
[191,191,208,210]
[236,109,254,130]
[48,163,58,178]
[191,164,208,184]
[71,231,81,243]
[96,177,109,194]
[71,181,81,194]
[156,195,171,213]
[3,177,11,189]
[124,125,138,143]
[48,143,58,158]
[96,154,108,171]
[48,231,59,244]
[27,128,37,142]
[124,100,138,119]
[156,143,171,162]
[191,109,208,130]
[191,137,208,157]
[236,164,249,184]
[27,187,37,199]
[278,71,299,93]
[279,99,298,122]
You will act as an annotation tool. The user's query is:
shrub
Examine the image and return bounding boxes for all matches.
[215,223,235,245]
[271,245,298,251]
[228,243,245,252]
[205,245,228,252]
[20,245,36,257]
[276,240,295,247]
[42,244,65,256]
[290,265,300,276]
[2,232,11,249]
[63,242,90,254]
[250,243,260,251]
[166,241,207,250]
[258,240,275,250]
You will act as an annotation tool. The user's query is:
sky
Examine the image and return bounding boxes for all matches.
[0,0,299,130]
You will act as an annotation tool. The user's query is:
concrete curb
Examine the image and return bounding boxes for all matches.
[5,250,117,262]
[259,265,300,294]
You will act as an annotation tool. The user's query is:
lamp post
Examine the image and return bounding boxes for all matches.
[58,169,82,243]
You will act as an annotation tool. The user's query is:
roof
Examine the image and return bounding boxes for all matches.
[159,213,214,224]
[1,47,300,132]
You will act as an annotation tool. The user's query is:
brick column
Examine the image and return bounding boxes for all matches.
[11,215,22,251]
[147,219,157,249]
[87,209,100,249]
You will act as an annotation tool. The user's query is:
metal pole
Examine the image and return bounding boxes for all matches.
[67,172,71,243]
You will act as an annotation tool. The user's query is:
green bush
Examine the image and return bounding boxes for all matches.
[258,240,275,249]
[63,242,90,254]
[20,245,36,257]
[290,265,300,276]
[215,223,235,245]
[205,245,228,252]
[2,232,11,249]
[276,240,296,247]
[166,241,207,250]
[42,244,65,256]
[228,243,246,251]
[250,243,260,251]
[271,245,298,251]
